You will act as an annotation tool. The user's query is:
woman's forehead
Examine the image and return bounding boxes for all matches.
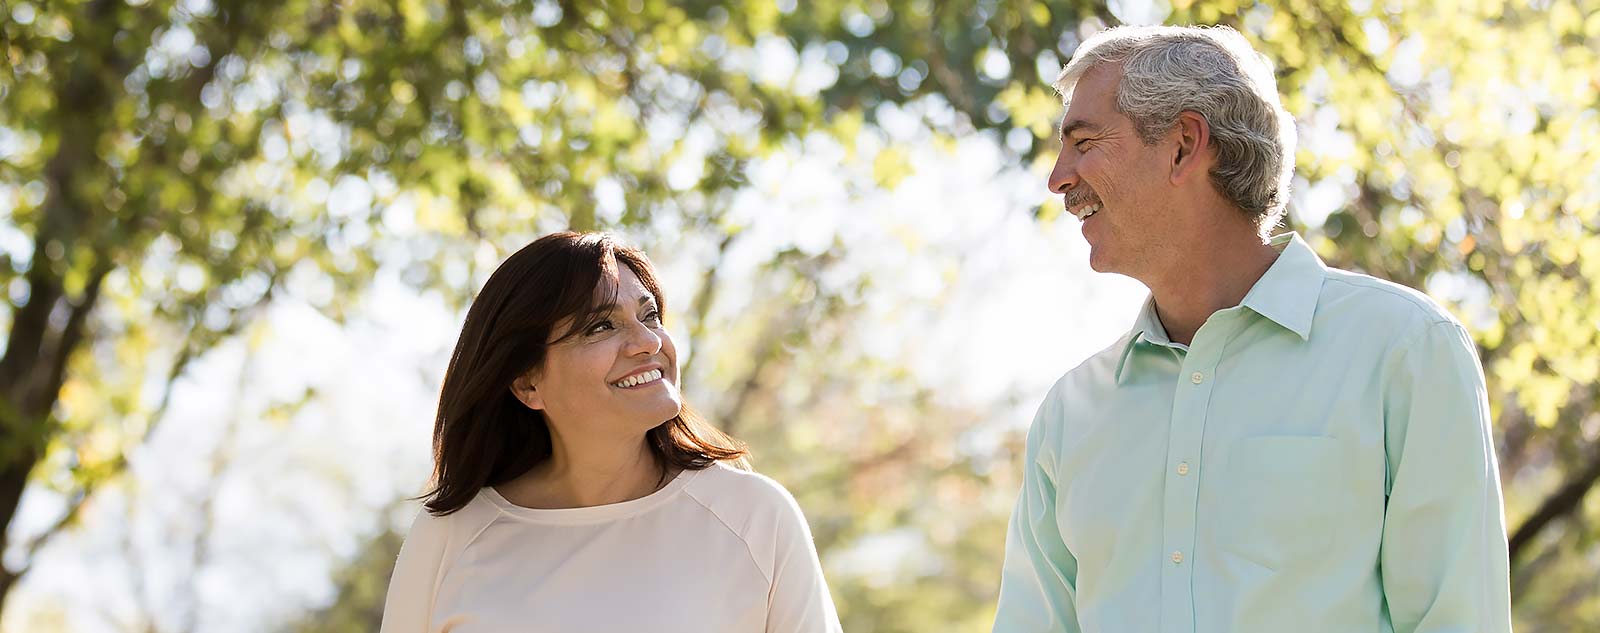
[594,263,655,304]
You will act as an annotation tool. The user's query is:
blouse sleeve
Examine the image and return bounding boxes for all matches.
[763,485,844,633]
[380,508,451,633]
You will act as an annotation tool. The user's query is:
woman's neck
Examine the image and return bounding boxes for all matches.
[498,437,671,509]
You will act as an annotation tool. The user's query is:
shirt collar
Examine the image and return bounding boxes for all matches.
[1112,232,1326,384]
[1113,296,1167,383]
[1240,232,1326,342]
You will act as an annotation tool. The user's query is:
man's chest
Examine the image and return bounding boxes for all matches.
[1053,342,1392,572]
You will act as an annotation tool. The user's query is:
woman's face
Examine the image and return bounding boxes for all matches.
[516,261,682,444]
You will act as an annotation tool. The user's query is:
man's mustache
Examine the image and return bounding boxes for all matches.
[1063,188,1101,210]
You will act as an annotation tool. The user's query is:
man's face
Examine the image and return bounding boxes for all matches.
[1047,64,1174,277]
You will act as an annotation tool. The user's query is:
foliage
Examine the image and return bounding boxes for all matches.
[1,0,1596,631]
[1213,2,1600,628]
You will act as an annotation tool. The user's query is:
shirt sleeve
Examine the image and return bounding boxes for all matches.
[1380,320,1513,633]
[380,507,452,633]
[993,387,1081,633]
[764,486,844,633]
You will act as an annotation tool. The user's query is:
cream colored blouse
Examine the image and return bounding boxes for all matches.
[380,462,842,632]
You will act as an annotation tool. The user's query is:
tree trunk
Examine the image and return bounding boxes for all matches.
[0,5,117,609]
[1508,444,1600,565]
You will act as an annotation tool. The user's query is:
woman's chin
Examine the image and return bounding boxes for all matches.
[637,399,684,428]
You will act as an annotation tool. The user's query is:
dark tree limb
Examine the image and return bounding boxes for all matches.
[1508,442,1600,564]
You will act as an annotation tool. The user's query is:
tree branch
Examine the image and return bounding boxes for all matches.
[679,229,738,388]
[37,262,113,416]
[1508,441,1600,565]
[176,350,254,633]
[12,272,282,578]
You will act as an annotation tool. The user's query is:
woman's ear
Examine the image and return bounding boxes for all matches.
[510,372,545,410]
[1170,110,1212,184]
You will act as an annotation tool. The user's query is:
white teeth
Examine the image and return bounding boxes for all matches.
[614,368,663,388]
[1075,203,1101,220]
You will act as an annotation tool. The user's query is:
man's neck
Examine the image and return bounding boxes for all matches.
[1144,224,1280,347]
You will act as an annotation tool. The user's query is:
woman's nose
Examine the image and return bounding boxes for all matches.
[623,322,663,356]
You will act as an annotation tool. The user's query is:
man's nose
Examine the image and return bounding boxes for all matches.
[1047,146,1079,195]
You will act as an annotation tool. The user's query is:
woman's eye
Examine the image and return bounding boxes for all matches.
[587,320,615,335]
[643,310,662,325]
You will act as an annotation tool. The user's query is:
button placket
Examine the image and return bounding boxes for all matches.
[1159,312,1240,633]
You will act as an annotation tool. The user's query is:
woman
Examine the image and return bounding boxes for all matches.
[381,232,842,632]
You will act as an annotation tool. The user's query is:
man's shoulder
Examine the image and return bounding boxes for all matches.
[1318,265,1463,332]
[1048,330,1139,395]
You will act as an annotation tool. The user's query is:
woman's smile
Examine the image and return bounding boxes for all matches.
[612,368,665,389]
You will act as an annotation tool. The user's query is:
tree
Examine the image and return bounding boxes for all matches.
[1205,2,1600,628]
[3,0,1114,621]
[7,0,1598,629]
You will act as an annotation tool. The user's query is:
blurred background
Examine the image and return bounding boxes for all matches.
[1,0,1597,630]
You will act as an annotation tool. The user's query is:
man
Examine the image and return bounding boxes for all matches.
[993,25,1512,633]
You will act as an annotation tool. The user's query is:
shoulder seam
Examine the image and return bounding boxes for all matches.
[1059,330,1135,384]
[1321,275,1455,326]
[407,503,483,626]
[460,500,503,553]
[438,497,505,598]
[683,484,774,586]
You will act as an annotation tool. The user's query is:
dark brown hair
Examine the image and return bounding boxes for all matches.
[421,232,748,516]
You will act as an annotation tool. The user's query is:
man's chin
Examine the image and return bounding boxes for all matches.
[1086,244,1114,273]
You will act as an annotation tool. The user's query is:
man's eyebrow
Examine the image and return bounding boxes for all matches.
[1059,118,1102,140]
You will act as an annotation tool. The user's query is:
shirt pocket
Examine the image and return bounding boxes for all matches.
[1217,435,1347,572]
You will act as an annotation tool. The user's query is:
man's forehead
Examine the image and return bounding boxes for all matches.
[1058,106,1114,138]
[1067,65,1121,105]
[1058,66,1125,135]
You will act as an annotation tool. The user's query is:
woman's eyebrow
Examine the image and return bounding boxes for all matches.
[590,294,656,314]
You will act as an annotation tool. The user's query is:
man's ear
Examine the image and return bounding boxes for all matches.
[1170,111,1212,184]
[510,372,545,411]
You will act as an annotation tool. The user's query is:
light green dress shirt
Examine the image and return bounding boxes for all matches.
[994,233,1512,633]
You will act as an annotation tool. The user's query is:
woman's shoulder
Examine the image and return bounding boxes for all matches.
[680,462,819,582]
[403,490,505,544]
[682,461,809,522]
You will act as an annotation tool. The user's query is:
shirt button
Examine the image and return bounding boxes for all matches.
[1190,371,1204,384]
[1177,462,1190,476]
[1171,551,1184,564]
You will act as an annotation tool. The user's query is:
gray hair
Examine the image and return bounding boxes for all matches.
[1055,25,1296,230]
